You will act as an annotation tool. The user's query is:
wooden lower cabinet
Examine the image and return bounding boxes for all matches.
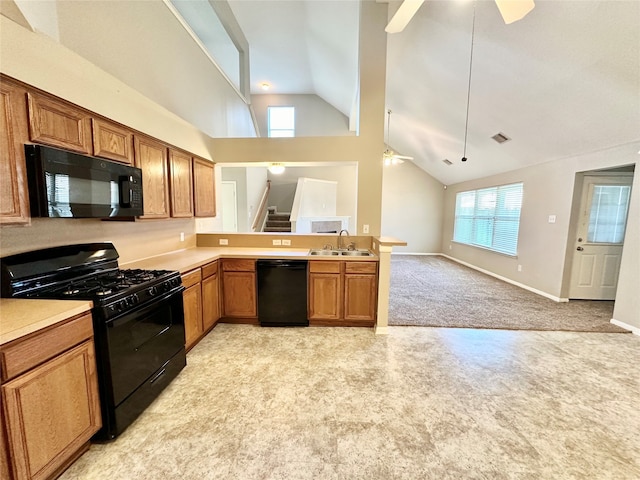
[201,261,220,330]
[182,269,203,351]
[308,272,342,321]
[1,313,101,480]
[221,259,257,320]
[308,261,378,326]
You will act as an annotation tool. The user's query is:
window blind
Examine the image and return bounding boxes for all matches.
[453,182,523,255]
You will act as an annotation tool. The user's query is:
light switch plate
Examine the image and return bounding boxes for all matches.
[363,224,370,234]
[219,239,229,245]
[282,239,291,246]
[272,239,282,246]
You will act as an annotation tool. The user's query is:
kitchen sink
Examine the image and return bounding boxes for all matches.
[340,250,374,256]
[308,249,374,257]
[308,250,340,256]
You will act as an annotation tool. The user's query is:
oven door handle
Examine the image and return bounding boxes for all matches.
[149,368,167,385]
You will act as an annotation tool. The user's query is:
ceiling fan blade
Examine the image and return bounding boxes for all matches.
[385,0,425,34]
[393,155,414,160]
[494,0,535,24]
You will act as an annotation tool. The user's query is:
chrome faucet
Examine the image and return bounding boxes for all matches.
[338,229,350,250]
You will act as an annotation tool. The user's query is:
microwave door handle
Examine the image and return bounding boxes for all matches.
[119,176,132,208]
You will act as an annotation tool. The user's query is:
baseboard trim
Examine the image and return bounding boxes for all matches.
[440,254,568,303]
[611,319,640,335]
[375,325,389,335]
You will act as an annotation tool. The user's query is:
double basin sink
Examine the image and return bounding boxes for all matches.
[308,249,374,257]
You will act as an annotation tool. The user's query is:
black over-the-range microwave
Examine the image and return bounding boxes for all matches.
[25,144,144,218]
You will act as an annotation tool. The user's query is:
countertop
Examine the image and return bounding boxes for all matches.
[122,247,378,274]
[0,298,93,346]
[1,246,378,345]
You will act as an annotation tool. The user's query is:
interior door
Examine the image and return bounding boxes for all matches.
[569,174,633,300]
[221,181,238,232]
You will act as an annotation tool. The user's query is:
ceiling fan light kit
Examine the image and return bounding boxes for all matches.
[383,109,413,166]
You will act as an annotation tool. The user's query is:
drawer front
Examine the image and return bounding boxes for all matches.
[181,268,202,289]
[309,261,342,274]
[222,258,256,272]
[201,260,219,279]
[1,312,93,382]
[345,261,378,274]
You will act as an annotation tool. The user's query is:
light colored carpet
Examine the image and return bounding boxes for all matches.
[389,255,629,333]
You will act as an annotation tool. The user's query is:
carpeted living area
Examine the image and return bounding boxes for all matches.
[389,255,629,333]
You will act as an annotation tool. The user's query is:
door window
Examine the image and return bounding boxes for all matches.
[587,185,631,244]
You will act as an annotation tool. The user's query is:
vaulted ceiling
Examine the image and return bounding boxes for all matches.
[231,0,640,185]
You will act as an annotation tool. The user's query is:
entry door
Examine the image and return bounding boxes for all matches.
[221,181,238,232]
[569,175,633,300]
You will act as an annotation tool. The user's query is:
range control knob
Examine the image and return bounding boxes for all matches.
[147,286,157,296]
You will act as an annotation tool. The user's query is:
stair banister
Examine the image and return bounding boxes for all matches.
[252,180,271,232]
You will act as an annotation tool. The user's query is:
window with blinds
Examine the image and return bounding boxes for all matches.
[453,182,524,255]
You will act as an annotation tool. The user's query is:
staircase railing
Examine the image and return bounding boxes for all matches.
[251,180,271,232]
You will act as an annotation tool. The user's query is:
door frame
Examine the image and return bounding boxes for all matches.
[562,168,635,301]
[221,181,238,233]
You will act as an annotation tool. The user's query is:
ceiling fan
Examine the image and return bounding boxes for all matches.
[385,0,535,33]
[383,109,413,165]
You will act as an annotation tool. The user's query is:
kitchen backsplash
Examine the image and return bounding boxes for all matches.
[0,218,196,263]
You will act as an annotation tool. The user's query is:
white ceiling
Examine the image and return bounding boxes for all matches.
[230,0,640,185]
[228,0,360,118]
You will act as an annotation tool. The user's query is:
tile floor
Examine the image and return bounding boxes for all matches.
[60,324,640,480]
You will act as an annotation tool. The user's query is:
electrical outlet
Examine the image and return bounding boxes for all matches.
[219,239,229,245]
[272,239,282,246]
[517,265,522,272]
[282,239,291,246]
[449,244,452,250]
[548,215,557,224]
[363,224,370,234]
[180,232,185,242]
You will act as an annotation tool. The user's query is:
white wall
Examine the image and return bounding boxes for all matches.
[251,94,354,137]
[245,167,268,229]
[54,0,255,138]
[441,141,639,329]
[381,160,445,253]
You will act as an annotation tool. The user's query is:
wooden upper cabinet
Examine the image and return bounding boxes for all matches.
[168,148,194,218]
[0,80,30,225]
[134,135,169,219]
[193,157,216,217]
[27,92,92,154]
[92,118,134,164]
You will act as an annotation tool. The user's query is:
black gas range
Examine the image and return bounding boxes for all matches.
[1,243,186,439]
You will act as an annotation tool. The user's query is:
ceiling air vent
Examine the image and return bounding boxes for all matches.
[492,132,511,144]
[442,159,453,165]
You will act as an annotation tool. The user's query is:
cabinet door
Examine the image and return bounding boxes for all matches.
[2,340,101,480]
[168,149,194,217]
[27,92,92,154]
[183,283,203,351]
[344,274,377,322]
[308,273,342,321]
[193,157,216,217]
[92,118,134,164]
[0,81,30,225]
[222,271,257,318]
[134,135,169,219]
[202,273,220,331]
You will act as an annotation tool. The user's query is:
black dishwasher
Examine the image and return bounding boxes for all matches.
[257,259,309,327]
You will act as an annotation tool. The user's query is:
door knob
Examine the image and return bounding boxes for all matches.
[576,246,584,251]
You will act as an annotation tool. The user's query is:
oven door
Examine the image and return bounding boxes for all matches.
[103,288,186,408]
